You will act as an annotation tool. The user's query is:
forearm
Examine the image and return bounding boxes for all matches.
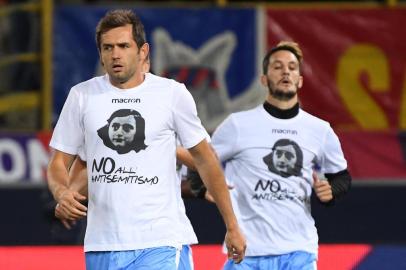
[47,151,75,202]
[200,165,238,230]
[68,158,88,197]
[316,169,352,207]
[69,171,88,197]
[326,169,352,200]
[176,147,196,170]
[190,141,238,230]
[48,165,70,202]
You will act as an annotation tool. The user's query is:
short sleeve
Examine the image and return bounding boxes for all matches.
[78,146,86,161]
[172,83,207,149]
[319,126,347,174]
[211,115,239,162]
[49,87,84,155]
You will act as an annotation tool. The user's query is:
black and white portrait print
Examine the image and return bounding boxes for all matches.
[263,139,303,178]
[97,109,147,154]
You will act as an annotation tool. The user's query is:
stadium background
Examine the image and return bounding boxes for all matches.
[1,0,406,269]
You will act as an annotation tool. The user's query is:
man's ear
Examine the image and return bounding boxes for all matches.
[298,75,303,89]
[99,53,104,66]
[139,43,150,61]
[260,75,268,87]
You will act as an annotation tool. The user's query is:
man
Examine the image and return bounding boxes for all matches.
[47,9,245,270]
[211,41,351,270]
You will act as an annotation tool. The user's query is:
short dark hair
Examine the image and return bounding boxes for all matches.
[95,9,146,52]
[262,41,303,74]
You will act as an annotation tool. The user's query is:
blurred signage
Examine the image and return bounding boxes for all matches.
[0,132,51,184]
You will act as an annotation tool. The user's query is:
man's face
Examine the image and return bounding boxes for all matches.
[100,24,146,88]
[272,144,297,173]
[263,50,303,101]
[108,115,136,147]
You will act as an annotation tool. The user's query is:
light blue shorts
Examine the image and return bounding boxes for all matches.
[223,251,317,270]
[85,246,178,270]
[178,245,194,270]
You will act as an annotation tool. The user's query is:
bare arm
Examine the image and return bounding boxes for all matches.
[176,147,196,170]
[188,139,246,263]
[47,149,76,201]
[48,150,87,226]
[68,158,88,197]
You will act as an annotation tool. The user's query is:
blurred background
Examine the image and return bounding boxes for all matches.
[1,0,406,269]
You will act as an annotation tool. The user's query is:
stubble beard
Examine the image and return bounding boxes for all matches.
[110,71,131,85]
[109,63,138,86]
[267,80,297,101]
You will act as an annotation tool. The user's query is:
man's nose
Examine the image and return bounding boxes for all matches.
[112,46,121,59]
[282,66,290,74]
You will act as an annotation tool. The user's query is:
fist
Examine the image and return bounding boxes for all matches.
[313,172,333,203]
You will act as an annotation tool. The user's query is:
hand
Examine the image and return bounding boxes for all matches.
[55,189,87,224]
[313,172,333,203]
[55,203,77,229]
[224,227,246,264]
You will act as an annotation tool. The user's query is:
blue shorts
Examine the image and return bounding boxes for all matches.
[223,251,317,270]
[85,246,179,270]
[178,245,194,270]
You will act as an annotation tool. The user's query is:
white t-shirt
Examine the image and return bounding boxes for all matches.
[211,105,347,257]
[50,73,207,251]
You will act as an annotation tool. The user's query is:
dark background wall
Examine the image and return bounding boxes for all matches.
[0,184,405,245]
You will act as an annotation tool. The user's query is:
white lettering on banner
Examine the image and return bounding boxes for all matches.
[27,140,50,183]
[0,137,51,184]
[0,139,26,183]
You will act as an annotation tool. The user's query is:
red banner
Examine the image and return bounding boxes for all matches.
[0,244,380,270]
[266,8,406,178]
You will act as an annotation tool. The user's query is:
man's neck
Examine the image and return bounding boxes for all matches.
[110,73,145,89]
[266,95,298,110]
[263,97,299,119]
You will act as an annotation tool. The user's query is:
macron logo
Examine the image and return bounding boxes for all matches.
[112,98,141,104]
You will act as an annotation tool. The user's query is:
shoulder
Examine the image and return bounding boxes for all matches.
[71,75,105,94]
[144,73,190,100]
[228,105,263,122]
[300,109,330,129]
[217,106,262,131]
[146,73,183,89]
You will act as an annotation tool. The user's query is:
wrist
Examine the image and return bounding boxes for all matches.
[54,186,69,202]
[225,219,239,232]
